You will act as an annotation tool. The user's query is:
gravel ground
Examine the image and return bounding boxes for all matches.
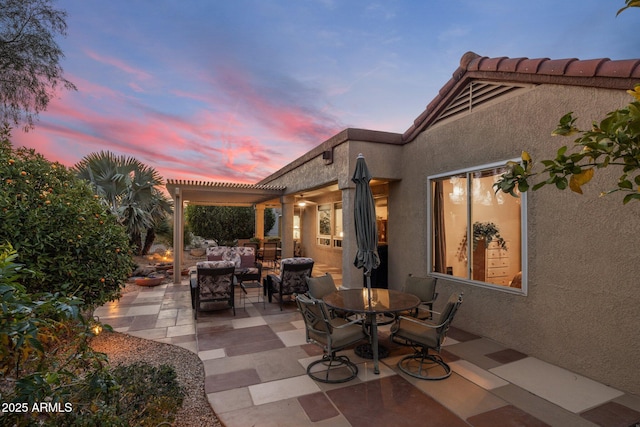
[91,331,223,427]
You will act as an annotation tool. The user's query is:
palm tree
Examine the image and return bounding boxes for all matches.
[74,152,173,255]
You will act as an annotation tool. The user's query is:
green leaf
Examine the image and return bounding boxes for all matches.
[556,177,568,190]
[618,180,633,190]
[532,182,547,191]
[623,193,640,204]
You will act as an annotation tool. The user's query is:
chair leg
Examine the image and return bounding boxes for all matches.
[306,353,359,383]
[397,349,451,380]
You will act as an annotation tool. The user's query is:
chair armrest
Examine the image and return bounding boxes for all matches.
[397,315,449,329]
[417,303,436,312]
[267,274,281,285]
[332,317,366,328]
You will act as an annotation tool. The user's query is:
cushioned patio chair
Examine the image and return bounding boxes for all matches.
[266,257,314,310]
[307,273,348,318]
[307,273,337,299]
[191,260,237,318]
[401,274,438,319]
[296,294,366,383]
[390,292,463,380]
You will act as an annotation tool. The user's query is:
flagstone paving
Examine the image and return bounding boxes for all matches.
[95,263,640,427]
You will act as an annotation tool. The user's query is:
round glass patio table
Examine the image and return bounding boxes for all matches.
[323,288,420,374]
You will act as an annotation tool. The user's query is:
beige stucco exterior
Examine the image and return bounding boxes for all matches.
[395,83,640,395]
[260,79,640,394]
[167,54,639,394]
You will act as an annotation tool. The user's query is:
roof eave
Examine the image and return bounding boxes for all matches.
[402,52,640,142]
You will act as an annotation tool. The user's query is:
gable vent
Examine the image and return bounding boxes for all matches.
[433,81,531,126]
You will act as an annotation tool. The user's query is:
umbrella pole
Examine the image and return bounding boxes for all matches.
[365,273,380,374]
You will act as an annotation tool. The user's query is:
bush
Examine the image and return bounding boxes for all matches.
[0,125,134,309]
[0,245,184,426]
[107,362,185,427]
[0,244,116,426]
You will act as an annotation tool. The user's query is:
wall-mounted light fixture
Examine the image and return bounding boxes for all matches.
[322,149,333,165]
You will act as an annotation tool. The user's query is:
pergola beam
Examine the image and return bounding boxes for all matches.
[166,180,286,283]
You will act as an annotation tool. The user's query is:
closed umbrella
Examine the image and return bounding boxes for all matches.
[352,154,384,373]
[352,153,380,287]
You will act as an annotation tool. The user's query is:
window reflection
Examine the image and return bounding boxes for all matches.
[430,165,524,290]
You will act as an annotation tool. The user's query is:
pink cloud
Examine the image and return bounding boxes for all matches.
[210,63,342,147]
[12,52,344,186]
[84,50,153,82]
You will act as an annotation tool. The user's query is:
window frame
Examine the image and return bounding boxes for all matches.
[427,159,528,295]
[316,203,333,247]
[333,202,343,247]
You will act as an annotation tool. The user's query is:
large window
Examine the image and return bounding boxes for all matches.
[317,204,332,246]
[428,161,526,292]
[316,203,344,248]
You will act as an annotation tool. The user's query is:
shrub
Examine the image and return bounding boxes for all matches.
[107,362,185,427]
[0,246,184,426]
[0,244,116,426]
[0,125,134,309]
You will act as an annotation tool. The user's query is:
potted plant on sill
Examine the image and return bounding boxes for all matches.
[472,221,507,251]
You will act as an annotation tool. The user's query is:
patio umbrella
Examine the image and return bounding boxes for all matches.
[352,153,380,291]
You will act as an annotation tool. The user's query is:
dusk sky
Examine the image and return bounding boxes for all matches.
[12,1,639,184]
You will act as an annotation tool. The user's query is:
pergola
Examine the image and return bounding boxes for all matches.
[166,179,286,283]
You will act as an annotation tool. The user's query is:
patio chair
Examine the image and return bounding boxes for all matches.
[390,292,463,380]
[191,260,237,318]
[266,257,314,310]
[243,241,260,253]
[260,241,280,271]
[307,273,337,299]
[401,274,438,319]
[296,294,366,383]
[235,246,264,308]
[307,273,347,318]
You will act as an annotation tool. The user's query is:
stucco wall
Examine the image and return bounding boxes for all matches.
[264,139,402,282]
[390,84,640,394]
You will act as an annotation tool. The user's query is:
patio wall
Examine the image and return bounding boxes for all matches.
[260,82,639,395]
[265,137,403,287]
[390,83,640,394]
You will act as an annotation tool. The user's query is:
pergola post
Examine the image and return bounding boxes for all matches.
[280,195,295,259]
[255,203,265,241]
[172,187,184,284]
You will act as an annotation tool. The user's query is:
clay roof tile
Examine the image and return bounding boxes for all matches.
[478,57,508,71]
[564,58,609,77]
[497,57,527,73]
[466,56,485,71]
[538,58,578,75]
[597,59,640,78]
[515,57,550,74]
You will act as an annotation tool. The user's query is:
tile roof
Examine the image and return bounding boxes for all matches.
[402,51,640,142]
